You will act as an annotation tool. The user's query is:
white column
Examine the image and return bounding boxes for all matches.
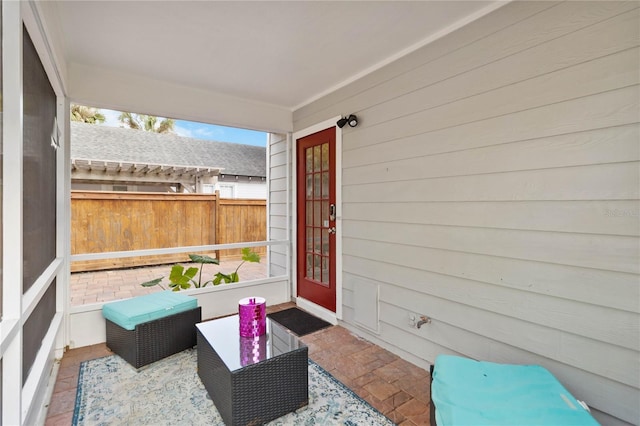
[57,96,71,355]
[2,1,24,424]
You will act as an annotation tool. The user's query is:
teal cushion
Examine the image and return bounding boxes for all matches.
[432,355,599,426]
[102,291,198,331]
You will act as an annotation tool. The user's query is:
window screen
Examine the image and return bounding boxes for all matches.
[22,25,57,383]
[22,25,57,293]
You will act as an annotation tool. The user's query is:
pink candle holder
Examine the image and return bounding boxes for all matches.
[240,335,267,366]
[238,297,266,337]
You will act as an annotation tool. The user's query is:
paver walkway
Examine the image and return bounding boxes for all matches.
[71,259,268,305]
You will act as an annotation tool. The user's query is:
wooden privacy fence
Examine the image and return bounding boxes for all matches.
[71,191,266,272]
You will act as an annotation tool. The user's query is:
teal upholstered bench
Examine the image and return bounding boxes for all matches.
[103,291,201,368]
[430,355,598,426]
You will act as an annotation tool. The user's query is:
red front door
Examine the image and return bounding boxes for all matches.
[296,127,336,312]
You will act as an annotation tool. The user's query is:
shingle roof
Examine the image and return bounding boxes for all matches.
[70,121,266,177]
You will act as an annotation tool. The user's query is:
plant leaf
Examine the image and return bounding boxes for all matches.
[241,247,261,263]
[169,265,186,283]
[214,272,233,284]
[168,264,199,287]
[229,272,239,283]
[184,267,199,279]
[141,277,163,287]
[189,254,219,265]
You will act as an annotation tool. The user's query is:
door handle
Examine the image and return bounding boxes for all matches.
[327,227,336,234]
[329,204,336,221]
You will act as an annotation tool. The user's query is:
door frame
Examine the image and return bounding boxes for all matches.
[291,117,343,324]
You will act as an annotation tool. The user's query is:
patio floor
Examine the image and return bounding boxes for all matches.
[44,302,431,426]
[70,259,268,305]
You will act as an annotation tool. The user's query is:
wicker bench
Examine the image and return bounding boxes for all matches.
[430,355,598,425]
[103,291,201,369]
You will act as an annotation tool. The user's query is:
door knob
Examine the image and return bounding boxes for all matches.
[327,227,336,234]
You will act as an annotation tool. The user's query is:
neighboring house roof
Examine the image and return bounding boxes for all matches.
[70,121,266,178]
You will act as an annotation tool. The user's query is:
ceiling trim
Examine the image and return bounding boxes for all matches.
[68,62,293,134]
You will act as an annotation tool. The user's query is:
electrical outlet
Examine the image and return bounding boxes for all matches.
[408,313,416,327]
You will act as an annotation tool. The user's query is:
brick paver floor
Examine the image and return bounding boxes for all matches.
[70,259,268,305]
[45,302,431,426]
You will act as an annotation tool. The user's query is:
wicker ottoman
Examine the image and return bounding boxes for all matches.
[196,315,308,426]
[103,291,201,369]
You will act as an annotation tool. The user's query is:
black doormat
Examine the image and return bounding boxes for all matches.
[268,308,332,336]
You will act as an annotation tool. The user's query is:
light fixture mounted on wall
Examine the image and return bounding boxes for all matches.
[337,114,358,128]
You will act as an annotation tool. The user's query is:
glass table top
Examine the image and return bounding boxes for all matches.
[196,315,307,372]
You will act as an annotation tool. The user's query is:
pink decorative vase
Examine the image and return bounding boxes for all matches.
[238,297,266,337]
[240,335,267,366]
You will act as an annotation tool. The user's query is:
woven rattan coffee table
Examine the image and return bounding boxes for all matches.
[196,315,308,426]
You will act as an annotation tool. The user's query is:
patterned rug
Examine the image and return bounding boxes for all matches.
[73,348,394,425]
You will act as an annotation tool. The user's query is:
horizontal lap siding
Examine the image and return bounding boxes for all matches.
[268,133,289,277]
[293,1,640,424]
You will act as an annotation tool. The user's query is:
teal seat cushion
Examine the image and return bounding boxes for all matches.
[432,355,599,426]
[102,291,198,331]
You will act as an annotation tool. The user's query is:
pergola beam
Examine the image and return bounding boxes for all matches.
[71,158,221,181]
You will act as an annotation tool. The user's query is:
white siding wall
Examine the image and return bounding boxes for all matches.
[234,182,267,199]
[202,181,268,198]
[268,133,289,278]
[292,2,640,424]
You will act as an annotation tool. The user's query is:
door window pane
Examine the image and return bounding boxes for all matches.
[314,228,321,254]
[306,253,313,279]
[306,228,313,252]
[322,230,329,257]
[306,174,312,198]
[313,173,320,198]
[322,172,329,199]
[322,202,329,227]
[313,201,321,227]
[321,143,329,171]
[321,257,329,284]
[313,145,321,172]
[314,255,321,281]
[306,201,313,225]
[305,147,313,173]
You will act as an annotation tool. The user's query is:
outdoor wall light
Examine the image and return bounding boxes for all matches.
[337,114,358,128]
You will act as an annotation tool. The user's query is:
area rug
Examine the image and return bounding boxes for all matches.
[72,348,394,425]
[268,307,332,336]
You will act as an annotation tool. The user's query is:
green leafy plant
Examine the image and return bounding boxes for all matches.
[141,254,219,291]
[212,248,261,284]
[141,249,261,291]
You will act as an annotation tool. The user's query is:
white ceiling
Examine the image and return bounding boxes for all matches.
[53,1,499,111]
